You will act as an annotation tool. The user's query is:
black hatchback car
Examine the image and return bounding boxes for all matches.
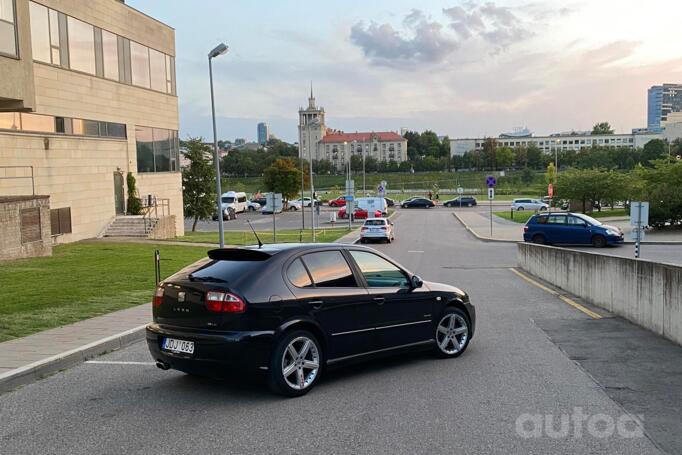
[443,196,477,207]
[147,244,475,396]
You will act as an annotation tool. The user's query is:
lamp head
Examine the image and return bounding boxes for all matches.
[209,43,229,59]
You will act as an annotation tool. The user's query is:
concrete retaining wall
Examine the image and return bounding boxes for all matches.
[518,243,682,346]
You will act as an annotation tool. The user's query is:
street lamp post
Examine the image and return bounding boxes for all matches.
[300,146,305,229]
[309,140,315,241]
[363,143,367,196]
[208,42,228,248]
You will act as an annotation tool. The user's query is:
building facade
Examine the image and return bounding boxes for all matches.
[257,122,269,145]
[648,84,682,133]
[297,88,407,170]
[0,0,183,243]
[451,131,662,156]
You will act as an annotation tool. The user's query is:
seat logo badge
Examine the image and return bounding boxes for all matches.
[177,292,186,302]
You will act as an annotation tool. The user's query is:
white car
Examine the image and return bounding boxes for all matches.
[286,200,302,211]
[359,218,394,243]
[246,200,261,211]
[512,198,549,211]
[291,197,319,207]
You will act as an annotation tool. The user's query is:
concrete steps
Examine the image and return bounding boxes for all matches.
[104,216,158,238]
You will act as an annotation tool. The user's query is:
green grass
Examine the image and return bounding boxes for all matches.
[0,242,209,342]
[590,209,628,218]
[178,228,354,245]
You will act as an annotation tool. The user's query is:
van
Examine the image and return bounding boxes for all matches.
[355,197,388,216]
[221,191,248,214]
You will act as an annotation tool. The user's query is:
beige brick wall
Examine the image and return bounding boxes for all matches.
[0,196,52,260]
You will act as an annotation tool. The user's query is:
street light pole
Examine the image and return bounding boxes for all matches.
[363,143,367,196]
[208,43,228,248]
[309,139,316,242]
[300,145,305,229]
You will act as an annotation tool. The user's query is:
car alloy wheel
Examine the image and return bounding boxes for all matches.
[592,235,607,248]
[435,310,469,356]
[269,330,322,396]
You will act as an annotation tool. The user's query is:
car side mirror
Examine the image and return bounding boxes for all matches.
[410,275,423,289]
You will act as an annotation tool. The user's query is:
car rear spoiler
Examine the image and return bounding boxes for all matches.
[207,248,273,261]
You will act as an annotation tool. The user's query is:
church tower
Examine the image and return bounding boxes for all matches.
[298,83,326,160]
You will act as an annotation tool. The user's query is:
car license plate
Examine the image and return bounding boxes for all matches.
[162,337,194,354]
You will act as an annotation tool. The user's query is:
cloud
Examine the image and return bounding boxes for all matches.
[350,1,560,68]
[350,11,457,68]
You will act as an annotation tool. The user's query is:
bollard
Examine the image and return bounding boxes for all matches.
[511,207,514,220]
[154,249,161,285]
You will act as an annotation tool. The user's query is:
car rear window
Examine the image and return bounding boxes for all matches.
[301,251,357,288]
[534,215,548,224]
[190,260,263,283]
[364,219,385,226]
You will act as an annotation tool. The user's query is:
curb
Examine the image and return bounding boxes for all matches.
[0,324,147,395]
[451,212,520,243]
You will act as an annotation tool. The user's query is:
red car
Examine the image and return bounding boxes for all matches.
[338,206,382,219]
[328,197,347,207]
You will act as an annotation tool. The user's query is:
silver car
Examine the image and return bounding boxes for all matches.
[511,198,549,211]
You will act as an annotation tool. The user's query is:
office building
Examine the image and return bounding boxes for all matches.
[257,122,269,145]
[0,0,182,243]
[648,84,682,133]
[451,130,662,156]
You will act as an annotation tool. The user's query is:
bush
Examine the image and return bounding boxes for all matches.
[126,172,142,215]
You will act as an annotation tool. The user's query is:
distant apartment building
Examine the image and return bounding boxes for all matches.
[257,122,269,145]
[297,87,407,170]
[451,130,662,156]
[0,0,182,242]
[648,84,682,133]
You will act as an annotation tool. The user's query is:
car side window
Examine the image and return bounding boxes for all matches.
[547,215,567,224]
[301,251,358,288]
[535,215,548,224]
[567,216,587,226]
[287,258,313,288]
[349,251,410,288]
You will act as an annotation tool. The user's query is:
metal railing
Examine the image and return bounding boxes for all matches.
[141,196,170,233]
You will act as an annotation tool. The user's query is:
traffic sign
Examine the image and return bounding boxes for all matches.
[488,188,495,200]
[629,229,645,241]
[345,195,354,201]
[486,176,497,188]
[630,202,649,227]
[457,187,464,194]
[548,183,554,198]
[377,184,385,194]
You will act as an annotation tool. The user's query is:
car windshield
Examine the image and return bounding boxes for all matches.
[221,197,235,203]
[364,219,385,226]
[574,213,601,226]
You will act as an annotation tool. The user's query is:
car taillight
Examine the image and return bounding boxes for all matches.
[361,227,368,231]
[380,226,387,230]
[205,291,246,313]
[524,226,529,232]
[153,286,164,307]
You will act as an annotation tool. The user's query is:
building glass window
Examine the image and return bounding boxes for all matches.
[130,41,150,88]
[21,114,55,133]
[149,48,166,92]
[0,112,126,139]
[0,112,21,129]
[67,16,95,74]
[0,0,17,57]
[136,126,179,173]
[101,29,119,80]
[29,1,51,62]
[49,9,60,63]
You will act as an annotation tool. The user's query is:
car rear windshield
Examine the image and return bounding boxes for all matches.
[190,260,264,283]
[364,219,385,226]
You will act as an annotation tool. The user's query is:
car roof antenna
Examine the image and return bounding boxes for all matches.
[246,219,264,248]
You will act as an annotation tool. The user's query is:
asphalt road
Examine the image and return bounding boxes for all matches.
[1,210,677,454]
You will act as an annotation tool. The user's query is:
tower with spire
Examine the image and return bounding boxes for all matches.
[298,82,326,160]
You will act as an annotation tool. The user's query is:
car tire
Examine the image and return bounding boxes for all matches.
[467,203,472,207]
[267,330,323,397]
[517,207,525,211]
[249,206,255,212]
[532,234,545,245]
[402,204,408,208]
[592,235,607,248]
[434,307,471,359]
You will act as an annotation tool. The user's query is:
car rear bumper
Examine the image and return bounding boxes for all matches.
[146,323,275,374]
[360,232,390,239]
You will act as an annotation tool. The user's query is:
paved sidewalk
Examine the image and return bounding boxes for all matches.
[0,304,150,393]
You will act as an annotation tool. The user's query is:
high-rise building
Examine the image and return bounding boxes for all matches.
[648,84,682,132]
[0,0,182,243]
[257,122,269,145]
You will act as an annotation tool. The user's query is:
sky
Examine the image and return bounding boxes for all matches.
[129,0,682,143]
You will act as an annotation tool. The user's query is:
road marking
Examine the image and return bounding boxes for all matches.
[509,268,602,320]
[407,250,424,253]
[85,361,156,366]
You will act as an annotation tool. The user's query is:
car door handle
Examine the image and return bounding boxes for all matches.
[308,300,324,309]
[373,297,385,305]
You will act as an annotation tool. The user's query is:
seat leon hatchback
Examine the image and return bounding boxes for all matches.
[147,243,476,396]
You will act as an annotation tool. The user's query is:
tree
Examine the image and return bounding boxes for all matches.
[182,139,216,231]
[592,122,614,135]
[642,139,666,164]
[126,172,142,215]
[546,162,556,185]
[496,146,514,169]
[526,144,543,169]
[263,158,306,203]
[513,146,528,168]
[554,169,613,213]
[481,138,497,170]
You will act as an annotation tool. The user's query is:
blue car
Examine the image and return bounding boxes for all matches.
[523,212,624,247]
